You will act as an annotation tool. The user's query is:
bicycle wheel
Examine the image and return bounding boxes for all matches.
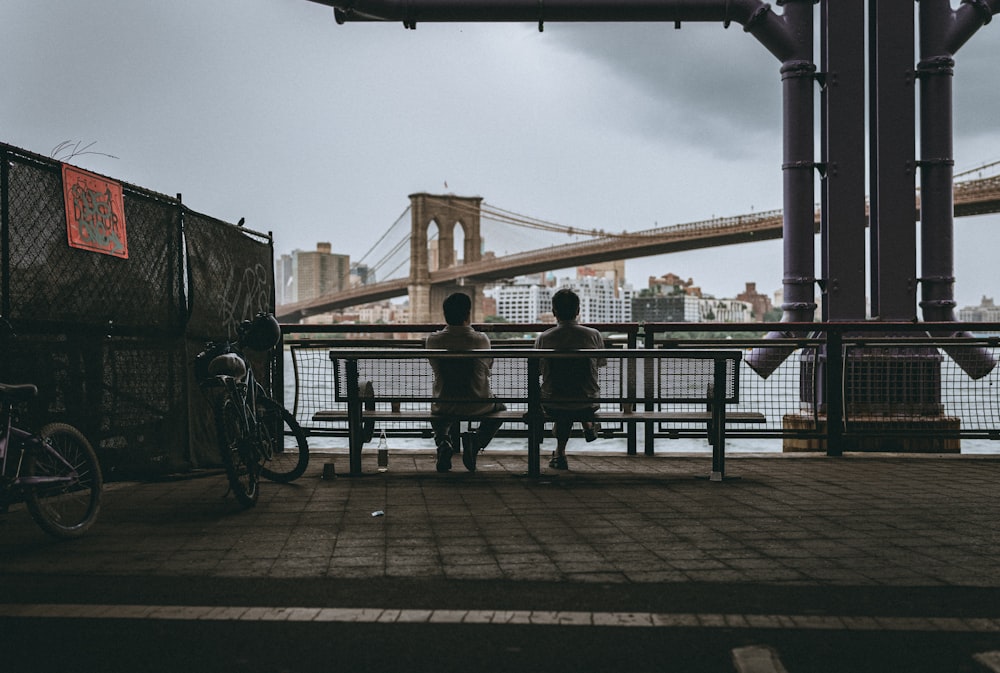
[216,395,259,507]
[257,396,309,483]
[24,423,103,539]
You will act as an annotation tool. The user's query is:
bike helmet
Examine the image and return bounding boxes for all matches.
[207,352,247,380]
[241,312,281,351]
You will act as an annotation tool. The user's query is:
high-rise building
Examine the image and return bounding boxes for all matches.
[958,296,1000,322]
[559,276,633,322]
[735,282,774,321]
[275,253,295,306]
[276,242,350,304]
[488,273,633,324]
[491,281,552,323]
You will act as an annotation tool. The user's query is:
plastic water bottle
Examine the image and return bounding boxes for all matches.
[377,430,389,472]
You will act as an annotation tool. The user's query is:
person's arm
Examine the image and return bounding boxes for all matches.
[592,331,607,368]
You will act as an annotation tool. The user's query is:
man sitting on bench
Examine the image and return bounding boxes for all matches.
[535,288,606,470]
[426,292,506,473]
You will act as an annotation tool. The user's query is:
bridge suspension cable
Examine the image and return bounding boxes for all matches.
[955,159,1000,179]
[423,194,636,239]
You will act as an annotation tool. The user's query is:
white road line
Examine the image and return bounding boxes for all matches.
[732,645,789,673]
[0,604,999,632]
[975,651,1000,672]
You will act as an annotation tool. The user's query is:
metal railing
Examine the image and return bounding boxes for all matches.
[278,321,1000,455]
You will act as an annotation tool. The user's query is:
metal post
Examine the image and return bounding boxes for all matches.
[1,149,9,318]
[526,357,541,478]
[820,0,867,321]
[346,358,363,475]
[643,328,655,456]
[626,328,637,455]
[710,357,727,480]
[825,329,844,456]
[868,0,916,319]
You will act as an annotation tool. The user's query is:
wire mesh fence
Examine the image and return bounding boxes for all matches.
[283,322,1000,455]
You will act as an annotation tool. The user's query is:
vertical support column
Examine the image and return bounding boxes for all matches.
[1,149,10,318]
[709,357,727,481]
[643,328,655,456]
[408,193,433,323]
[917,1,957,326]
[825,329,844,457]
[626,329,637,455]
[526,357,542,478]
[820,0,867,320]
[346,358,364,476]
[868,0,916,319]
[778,0,817,327]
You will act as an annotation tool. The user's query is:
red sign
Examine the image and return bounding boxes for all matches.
[62,164,128,259]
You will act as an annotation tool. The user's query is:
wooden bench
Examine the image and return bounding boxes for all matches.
[312,348,764,480]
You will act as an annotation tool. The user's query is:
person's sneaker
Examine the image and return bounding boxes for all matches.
[461,432,478,472]
[584,422,600,443]
[436,441,453,473]
[548,453,569,470]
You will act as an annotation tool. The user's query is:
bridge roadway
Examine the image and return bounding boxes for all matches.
[276,173,1000,321]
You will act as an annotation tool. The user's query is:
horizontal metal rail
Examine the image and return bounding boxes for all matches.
[280,321,1000,456]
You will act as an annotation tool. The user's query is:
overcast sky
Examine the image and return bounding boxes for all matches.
[3,0,999,310]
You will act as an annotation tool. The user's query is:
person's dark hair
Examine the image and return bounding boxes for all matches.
[442,292,472,326]
[551,288,580,321]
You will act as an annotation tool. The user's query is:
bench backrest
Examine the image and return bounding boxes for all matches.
[330,349,739,406]
[653,353,741,404]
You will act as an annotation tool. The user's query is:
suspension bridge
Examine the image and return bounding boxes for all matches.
[276,163,1000,322]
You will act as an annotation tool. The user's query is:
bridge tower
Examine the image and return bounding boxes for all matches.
[408,193,484,324]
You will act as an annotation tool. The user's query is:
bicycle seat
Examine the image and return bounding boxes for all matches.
[0,383,38,403]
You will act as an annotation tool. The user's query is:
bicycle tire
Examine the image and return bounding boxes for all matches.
[216,395,259,507]
[257,396,309,483]
[24,423,103,539]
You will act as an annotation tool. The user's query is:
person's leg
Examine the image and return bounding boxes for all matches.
[431,417,454,472]
[475,416,504,450]
[582,408,599,442]
[549,417,572,469]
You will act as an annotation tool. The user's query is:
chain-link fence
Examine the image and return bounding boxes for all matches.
[1,143,273,478]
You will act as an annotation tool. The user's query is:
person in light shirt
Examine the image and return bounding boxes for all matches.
[426,292,505,473]
[534,288,605,470]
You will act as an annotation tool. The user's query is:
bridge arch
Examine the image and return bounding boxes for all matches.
[408,193,484,322]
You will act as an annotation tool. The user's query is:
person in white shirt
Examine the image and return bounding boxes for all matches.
[534,288,605,470]
[426,292,505,473]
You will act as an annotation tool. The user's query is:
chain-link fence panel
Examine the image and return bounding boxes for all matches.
[2,143,275,477]
[184,211,275,466]
[4,148,184,331]
[185,211,273,342]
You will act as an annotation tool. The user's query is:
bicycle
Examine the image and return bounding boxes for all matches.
[0,382,103,538]
[195,313,308,507]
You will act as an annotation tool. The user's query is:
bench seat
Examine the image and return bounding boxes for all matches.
[312,409,765,424]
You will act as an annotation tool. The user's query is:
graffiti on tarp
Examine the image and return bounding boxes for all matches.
[219,263,271,339]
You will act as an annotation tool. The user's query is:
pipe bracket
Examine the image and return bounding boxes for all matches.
[916,55,955,77]
[962,0,994,25]
[780,60,816,78]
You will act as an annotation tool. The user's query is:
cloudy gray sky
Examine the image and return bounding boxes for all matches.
[3,0,999,309]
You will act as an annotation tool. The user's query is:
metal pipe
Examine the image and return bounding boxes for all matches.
[312,0,800,60]
[745,0,816,378]
[918,0,996,379]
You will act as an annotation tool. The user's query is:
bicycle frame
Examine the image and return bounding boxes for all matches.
[0,405,79,490]
[202,348,273,465]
